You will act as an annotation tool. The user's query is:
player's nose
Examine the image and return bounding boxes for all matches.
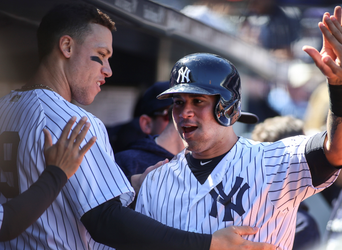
[179,102,194,118]
[102,60,112,78]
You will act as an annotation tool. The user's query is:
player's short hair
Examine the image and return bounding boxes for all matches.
[37,3,116,61]
[251,115,304,142]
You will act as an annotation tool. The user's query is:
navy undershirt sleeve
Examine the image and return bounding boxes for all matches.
[305,131,340,187]
[0,165,67,241]
[81,197,212,250]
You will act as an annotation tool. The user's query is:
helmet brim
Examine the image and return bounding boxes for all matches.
[157,84,217,100]
[157,85,259,124]
[238,111,259,124]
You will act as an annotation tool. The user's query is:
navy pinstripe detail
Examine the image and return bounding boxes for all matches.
[0,90,133,249]
[171,169,182,228]
[180,161,188,228]
[43,92,132,200]
[136,135,338,250]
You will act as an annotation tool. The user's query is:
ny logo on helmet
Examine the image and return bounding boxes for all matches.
[177,66,191,83]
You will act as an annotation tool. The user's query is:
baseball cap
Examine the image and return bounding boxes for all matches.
[134,81,173,117]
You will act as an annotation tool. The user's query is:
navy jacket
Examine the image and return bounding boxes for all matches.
[115,135,174,180]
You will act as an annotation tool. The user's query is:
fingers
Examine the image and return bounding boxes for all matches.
[323,55,342,82]
[334,6,341,24]
[322,15,342,46]
[79,136,96,157]
[330,16,342,36]
[302,45,320,62]
[67,116,96,157]
[302,45,328,73]
[231,225,258,236]
[60,116,77,142]
[250,242,277,250]
[149,159,169,171]
[68,116,88,145]
[230,226,276,250]
[43,128,53,152]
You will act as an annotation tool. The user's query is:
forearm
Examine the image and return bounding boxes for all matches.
[306,131,341,187]
[81,197,211,250]
[0,165,67,241]
[325,84,342,166]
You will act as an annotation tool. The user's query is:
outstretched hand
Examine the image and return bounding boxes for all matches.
[130,159,169,194]
[43,116,96,179]
[210,226,276,250]
[303,6,342,85]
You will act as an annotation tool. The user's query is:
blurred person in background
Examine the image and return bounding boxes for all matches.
[240,0,301,58]
[115,107,182,186]
[267,62,324,120]
[304,82,329,135]
[107,81,172,153]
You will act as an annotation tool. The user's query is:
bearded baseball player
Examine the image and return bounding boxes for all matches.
[0,2,277,250]
[135,7,342,250]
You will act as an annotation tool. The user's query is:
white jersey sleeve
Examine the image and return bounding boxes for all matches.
[264,135,338,211]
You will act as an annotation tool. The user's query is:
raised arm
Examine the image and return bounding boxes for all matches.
[303,6,342,167]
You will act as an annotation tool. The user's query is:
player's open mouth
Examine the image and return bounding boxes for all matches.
[182,126,197,134]
[97,81,101,86]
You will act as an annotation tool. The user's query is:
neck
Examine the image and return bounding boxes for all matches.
[192,129,238,159]
[25,55,72,102]
[155,123,185,155]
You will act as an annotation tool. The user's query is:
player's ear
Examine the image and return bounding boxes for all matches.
[59,35,73,59]
[139,115,153,135]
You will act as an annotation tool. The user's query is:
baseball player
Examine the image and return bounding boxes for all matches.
[0,116,96,241]
[0,3,275,250]
[135,7,342,250]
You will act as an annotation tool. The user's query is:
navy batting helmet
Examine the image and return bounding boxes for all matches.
[157,53,258,126]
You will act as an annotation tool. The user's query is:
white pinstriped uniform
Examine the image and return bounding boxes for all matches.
[136,135,339,250]
[0,89,134,249]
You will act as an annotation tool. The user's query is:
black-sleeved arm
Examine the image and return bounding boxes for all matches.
[305,131,341,187]
[0,165,67,241]
[81,197,212,250]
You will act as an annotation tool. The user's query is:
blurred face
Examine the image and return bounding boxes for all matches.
[68,23,113,105]
[150,108,170,135]
[172,94,234,159]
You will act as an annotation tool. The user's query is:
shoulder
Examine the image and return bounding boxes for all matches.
[234,137,269,156]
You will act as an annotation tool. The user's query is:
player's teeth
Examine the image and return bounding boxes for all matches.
[97,82,100,86]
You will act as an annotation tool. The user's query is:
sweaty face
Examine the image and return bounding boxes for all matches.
[68,23,113,105]
[172,94,233,159]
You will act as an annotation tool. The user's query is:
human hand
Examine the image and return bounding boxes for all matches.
[130,159,169,194]
[210,226,276,250]
[43,116,96,179]
[303,6,342,85]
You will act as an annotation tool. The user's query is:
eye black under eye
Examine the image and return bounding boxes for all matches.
[90,56,103,65]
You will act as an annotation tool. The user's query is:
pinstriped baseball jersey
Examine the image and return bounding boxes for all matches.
[136,135,339,250]
[0,89,134,249]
